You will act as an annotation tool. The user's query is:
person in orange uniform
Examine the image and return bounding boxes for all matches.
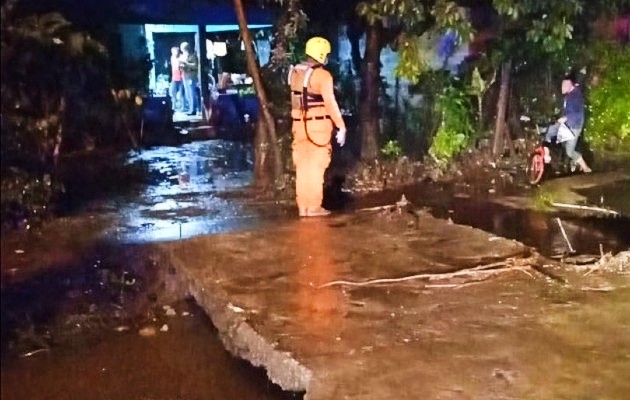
[289,37,347,217]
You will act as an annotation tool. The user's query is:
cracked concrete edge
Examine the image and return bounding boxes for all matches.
[161,247,313,393]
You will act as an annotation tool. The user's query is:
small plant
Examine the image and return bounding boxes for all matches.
[532,189,554,211]
[381,140,403,160]
[429,83,474,164]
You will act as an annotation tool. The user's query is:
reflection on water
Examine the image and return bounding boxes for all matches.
[576,179,630,216]
[446,198,630,256]
[110,140,268,243]
[294,219,347,343]
[363,183,630,258]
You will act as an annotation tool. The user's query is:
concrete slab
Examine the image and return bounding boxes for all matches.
[158,210,543,399]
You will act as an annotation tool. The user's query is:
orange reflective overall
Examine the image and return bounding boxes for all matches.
[289,62,346,211]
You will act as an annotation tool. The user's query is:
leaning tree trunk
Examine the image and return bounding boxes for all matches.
[253,119,271,186]
[232,0,283,186]
[492,59,512,157]
[360,23,381,161]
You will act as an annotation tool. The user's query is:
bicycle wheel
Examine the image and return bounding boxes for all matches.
[527,151,545,185]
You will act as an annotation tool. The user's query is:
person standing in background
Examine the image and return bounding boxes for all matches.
[169,46,185,112]
[179,42,199,116]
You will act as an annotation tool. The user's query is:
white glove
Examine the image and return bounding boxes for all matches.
[336,128,347,147]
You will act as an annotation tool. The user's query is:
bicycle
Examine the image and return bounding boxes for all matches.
[524,117,576,185]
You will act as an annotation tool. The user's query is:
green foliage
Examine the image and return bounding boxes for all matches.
[492,0,583,54]
[584,43,630,151]
[269,0,307,68]
[356,0,425,30]
[430,0,473,41]
[382,71,449,159]
[467,66,496,131]
[1,1,148,226]
[429,82,474,163]
[532,188,555,211]
[357,0,471,84]
[381,140,403,160]
[394,33,430,84]
[1,168,53,227]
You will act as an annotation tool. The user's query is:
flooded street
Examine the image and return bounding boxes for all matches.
[2,139,629,399]
[2,139,302,400]
[89,140,279,243]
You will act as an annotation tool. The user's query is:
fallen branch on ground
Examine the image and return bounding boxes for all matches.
[315,258,537,289]
[550,202,620,216]
[556,218,576,253]
[357,195,411,213]
[356,204,397,213]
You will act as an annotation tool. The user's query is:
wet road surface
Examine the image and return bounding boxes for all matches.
[2,139,629,399]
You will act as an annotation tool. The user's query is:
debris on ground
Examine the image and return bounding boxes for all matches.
[163,305,177,316]
[138,326,157,337]
[575,251,630,275]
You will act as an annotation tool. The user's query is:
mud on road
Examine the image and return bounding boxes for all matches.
[160,209,630,400]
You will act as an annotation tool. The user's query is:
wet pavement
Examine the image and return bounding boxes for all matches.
[2,139,629,399]
[159,211,629,399]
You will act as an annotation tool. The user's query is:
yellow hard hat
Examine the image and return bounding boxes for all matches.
[305,37,331,64]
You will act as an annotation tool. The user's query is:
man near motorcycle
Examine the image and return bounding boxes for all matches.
[544,76,592,173]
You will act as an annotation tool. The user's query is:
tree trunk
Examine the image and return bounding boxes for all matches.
[347,23,363,75]
[492,59,512,157]
[197,25,210,121]
[232,0,283,186]
[360,23,381,161]
[253,119,271,186]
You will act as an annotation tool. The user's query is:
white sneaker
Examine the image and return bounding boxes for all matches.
[543,147,551,164]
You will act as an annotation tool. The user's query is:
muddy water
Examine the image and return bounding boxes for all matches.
[2,139,628,399]
[441,196,630,256]
[1,300,300,400]
[1,243,302,400]
[353,183,630,257]
[1,140,299,400]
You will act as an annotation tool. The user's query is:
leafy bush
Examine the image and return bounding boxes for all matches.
[1,2,148,227]
[1,168,52,227]
[584,43,630,151]
[381,140,403,160]
[429,83,474,163]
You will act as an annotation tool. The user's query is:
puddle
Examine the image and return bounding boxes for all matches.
[576,179,630,217]
[443,197,630,257]
[349,183,630,257]
[74,140,289,243]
